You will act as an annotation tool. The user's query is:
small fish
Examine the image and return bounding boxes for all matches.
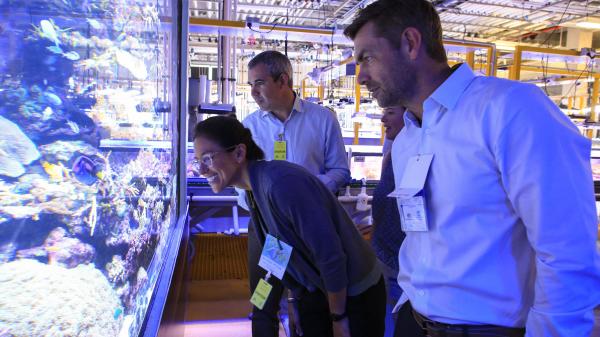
[66,120,80,134]
[68,77,75,89]
[46,45,63,54]
[42,106,53,120]
[114,307,123,319]
[44,92,62,106]
[62,51,80,61]
[42,161,67,181]
[45,246,61,253]
[72,155,103,185]
[40,19,60,45]
[86,18,103,30]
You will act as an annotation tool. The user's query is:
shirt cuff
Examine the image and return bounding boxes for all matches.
[317,174,337,193]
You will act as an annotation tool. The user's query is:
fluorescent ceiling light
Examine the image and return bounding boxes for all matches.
[576,21,600,30]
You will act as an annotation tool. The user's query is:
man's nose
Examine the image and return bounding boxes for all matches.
[357,68,369,86]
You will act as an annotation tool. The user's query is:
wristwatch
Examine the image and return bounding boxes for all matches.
[330,311,348,322]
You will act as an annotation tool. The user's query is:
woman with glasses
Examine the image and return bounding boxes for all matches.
[193,116,385,337]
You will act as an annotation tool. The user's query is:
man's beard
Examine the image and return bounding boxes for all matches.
[376,63,416,108]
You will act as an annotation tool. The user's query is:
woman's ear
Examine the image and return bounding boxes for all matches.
[235,144,247,163]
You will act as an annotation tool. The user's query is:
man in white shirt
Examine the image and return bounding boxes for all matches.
[345,0,600,336]
[241,50,350,337]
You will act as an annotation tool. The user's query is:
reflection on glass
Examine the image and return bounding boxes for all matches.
[591,158,600,181]
[0,1,178,336]
[351,155,383,182]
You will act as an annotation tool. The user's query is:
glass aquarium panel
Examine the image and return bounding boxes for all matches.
[350,155,383,182]
[0,0,181,336]
[591,158,600,181]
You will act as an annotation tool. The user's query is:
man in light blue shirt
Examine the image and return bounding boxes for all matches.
[241,50,350,337]
[345,0,600,336]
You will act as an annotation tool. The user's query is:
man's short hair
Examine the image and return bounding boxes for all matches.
[344,0,447,63]
[248,50,294,88]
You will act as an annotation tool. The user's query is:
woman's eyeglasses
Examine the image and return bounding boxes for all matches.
[191,145,237,170]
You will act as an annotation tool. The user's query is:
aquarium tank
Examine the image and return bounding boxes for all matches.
[0,0,185,336]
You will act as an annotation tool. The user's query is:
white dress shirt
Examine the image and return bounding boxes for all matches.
[237,95,350,208]
[392,64,600,336]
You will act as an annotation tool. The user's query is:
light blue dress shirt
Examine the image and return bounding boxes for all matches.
[237,95,350,208]
[392,64,600,336]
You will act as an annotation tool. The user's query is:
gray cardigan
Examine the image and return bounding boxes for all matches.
[246,160,381,296]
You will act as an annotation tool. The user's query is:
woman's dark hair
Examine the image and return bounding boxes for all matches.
[194,116,265,161]
[344,0,447,63]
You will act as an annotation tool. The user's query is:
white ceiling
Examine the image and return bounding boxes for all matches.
[188,0,600,42]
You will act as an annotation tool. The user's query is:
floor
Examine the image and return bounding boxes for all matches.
[183,279,286,337]
[182,234,600,337]
[182,278,600,337]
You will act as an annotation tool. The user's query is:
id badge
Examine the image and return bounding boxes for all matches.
[258,234,292,280]
[274,141,287,160]
[400,194,428,231]
[388,153,434,232]
[250,278,273,309]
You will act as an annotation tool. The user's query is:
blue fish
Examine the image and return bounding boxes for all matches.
[46,45,63,54]
[62,51,80,61]
[72,155,103,185]
[44,92,62,106]
[114,307,123,319]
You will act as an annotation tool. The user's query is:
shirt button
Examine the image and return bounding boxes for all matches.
[418,290,425,296]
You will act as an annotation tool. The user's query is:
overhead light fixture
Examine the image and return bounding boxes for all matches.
[576,20,600,30]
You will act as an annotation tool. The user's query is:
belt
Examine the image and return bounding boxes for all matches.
[412,310,525,337]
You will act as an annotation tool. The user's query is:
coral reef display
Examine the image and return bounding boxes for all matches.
[0,1,179,336]
[16,227,95,268]
[0,259,122,337]
[0,116,41,178]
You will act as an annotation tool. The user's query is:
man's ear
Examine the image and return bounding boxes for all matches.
[278,73,289,88]
[402,27,422,61]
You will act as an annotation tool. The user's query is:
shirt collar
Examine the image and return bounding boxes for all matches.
[260,92,303,118]
[427,63,476,112]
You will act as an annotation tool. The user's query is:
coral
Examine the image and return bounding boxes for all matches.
[38,140,97,162]
[121,149,170,180]
[0,259,122,337]
[123,267,149,311]
[0,115,40,177]
[0,173,97,233]
[106,255,127,284]
[16,227,95,268]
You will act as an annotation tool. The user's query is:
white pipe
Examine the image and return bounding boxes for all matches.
[232,0,238,104]
[222,0,232,104]
[232,205,239,235]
